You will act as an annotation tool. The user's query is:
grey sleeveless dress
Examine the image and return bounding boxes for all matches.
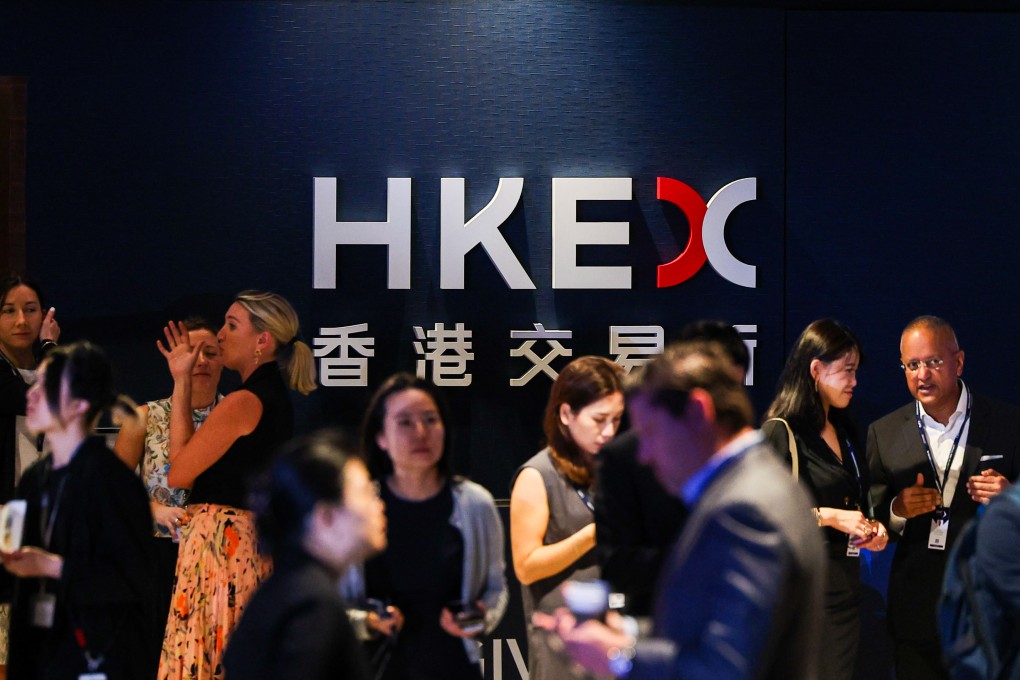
[514,448,600,680]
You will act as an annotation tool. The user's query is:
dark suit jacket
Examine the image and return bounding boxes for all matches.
[630,442,826,680]
[224,551,371,680]
[595,430,688,616]
[867,392,1020,642]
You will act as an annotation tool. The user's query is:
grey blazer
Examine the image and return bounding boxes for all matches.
[630,441,826,680]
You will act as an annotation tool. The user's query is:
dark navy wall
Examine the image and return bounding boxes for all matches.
[3,4,1020,678]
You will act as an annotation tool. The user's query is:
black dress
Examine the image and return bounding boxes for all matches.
[762,416,869,680]
[6,436,154,680]
[364,481,479,680]
[223,549,371,680]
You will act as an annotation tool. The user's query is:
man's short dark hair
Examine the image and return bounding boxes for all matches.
[627,339,754,435]
[677,320,750,374]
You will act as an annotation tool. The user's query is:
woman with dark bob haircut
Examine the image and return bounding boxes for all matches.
[349,372,507,680]
[224,430,387,680]
[762,319,888,680]
[1,341,153,680]
[509,355,625,680]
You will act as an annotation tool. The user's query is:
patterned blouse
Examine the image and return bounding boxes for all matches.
[143,396,219,538]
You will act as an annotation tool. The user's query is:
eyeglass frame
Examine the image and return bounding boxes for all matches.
[899,357,945,373]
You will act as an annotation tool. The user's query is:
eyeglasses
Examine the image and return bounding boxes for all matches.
[900,358,945,373]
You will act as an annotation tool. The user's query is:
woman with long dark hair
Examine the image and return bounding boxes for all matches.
[2,341,152,680]
[157,290,317,680]
[509,355,624,680]
[353,372,508,680]
[224,430,387,680]
[762,319,888,680]
[0,273,60,671]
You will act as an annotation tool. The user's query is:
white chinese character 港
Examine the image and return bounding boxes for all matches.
[413,323,474,387]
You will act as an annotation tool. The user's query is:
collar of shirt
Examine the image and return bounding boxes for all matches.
[682,429,763,506]
[919,381,969,438]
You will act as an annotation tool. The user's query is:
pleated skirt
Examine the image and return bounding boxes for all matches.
[157,504,271,680]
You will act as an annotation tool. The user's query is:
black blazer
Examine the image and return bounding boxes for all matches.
[867,392,1020,642]
[594,430,687,616]
[224,551,371,680]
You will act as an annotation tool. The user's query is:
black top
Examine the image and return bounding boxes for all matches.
[595,430,687,616]
[224,550,371,680]
[6,436,154,680]
[762,416,870,557]
[188,362,294,508]
[0,342,54,504]
[365,481,476,680]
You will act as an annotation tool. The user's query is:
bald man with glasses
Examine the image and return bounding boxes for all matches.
[867,315,1020,679]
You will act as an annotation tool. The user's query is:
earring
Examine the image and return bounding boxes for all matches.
[254,348,262,366]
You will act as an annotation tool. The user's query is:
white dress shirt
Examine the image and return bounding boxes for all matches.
[889,382,970,535]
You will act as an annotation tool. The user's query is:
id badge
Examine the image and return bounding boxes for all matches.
[929,508,950,551]
[846,535,861,557]
[79,674,107,680]
[30,592,56,628]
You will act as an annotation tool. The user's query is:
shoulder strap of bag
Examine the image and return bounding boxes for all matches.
[766,417,799,482]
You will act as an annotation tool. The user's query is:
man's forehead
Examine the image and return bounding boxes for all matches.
[900,326,958,356]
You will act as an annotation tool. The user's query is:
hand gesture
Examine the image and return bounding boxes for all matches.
[439,601,487,639]
[39,307,60,343]
[2,546,63,579]
[152,503,187,541]
[157,321,204,383]
[826,508,876,539]
[366,605,403,637]
[892,473,941,519]
[854,519,889,552]
[967,468,1010,505]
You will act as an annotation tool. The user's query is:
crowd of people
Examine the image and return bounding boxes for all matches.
[0,269,1018,680]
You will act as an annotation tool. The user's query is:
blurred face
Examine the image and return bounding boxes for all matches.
[375,388,445,475]
[24,360,82,435]
[340,459,387,556]
[900,326,964,420]
[559,391,624,457]
[812,350,859,411]
[189,329,224,390]
[0,285,43,357]
[631,391,711,494]
[217,303,261,371]
[309,459,387,570]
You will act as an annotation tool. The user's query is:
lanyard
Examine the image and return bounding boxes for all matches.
[914,387,972,509]
[844,438,865,510]
[574,486,594,513]
[39,472,68,550]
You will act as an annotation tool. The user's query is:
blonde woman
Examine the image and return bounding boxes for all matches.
[157,290,316,680]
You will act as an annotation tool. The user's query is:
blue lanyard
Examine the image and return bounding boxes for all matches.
[574,486,594,513]
[844,438,865,510]
[914,386,972,509]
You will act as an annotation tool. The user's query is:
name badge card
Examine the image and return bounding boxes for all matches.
[30,592,56,628]
[846,536,860,557]
[79,674,107,680]
[929,509,950,550]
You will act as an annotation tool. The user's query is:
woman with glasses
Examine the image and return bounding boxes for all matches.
[352,372,508,680]
[509,356,624,680]
[762,319,889,680]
